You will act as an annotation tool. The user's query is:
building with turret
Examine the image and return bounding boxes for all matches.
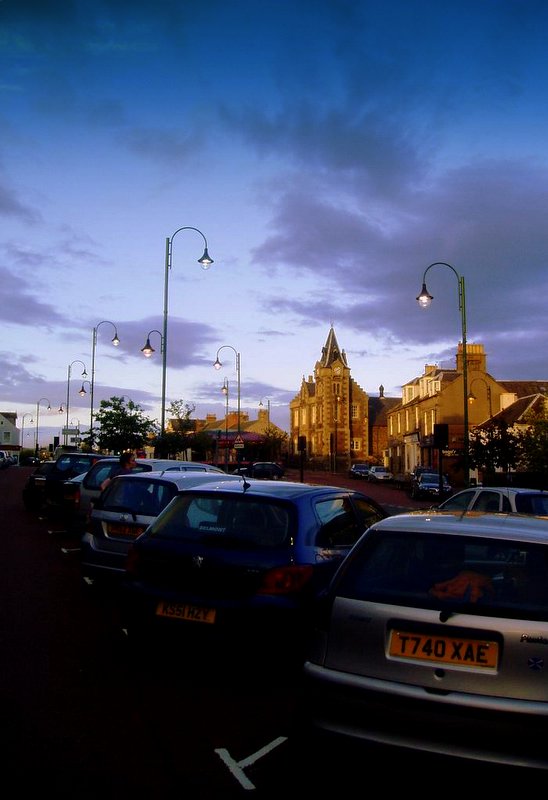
[289,326,399,470]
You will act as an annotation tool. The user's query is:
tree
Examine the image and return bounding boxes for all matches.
[259,425,288,461]
[468,420,521,474]
[94,396,157,454]
[515,407,548,473]
[153,400,196,458]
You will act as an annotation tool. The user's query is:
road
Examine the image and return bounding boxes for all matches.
[1,466,538,796]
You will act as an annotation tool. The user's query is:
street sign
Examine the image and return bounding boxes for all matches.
[234,435,244,449]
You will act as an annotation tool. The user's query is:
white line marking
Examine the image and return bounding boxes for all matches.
[214,736,287,791]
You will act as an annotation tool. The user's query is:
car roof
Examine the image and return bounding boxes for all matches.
[107,471,244,488]
[162,478,383,501]
[367,510,548,545]
[450,486,548,496]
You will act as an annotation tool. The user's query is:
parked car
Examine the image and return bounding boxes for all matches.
[367,465,393,482]
[297,511,548,770]
[348,463,370,479]
[65,458,227,528]
[19,454,40,467]
[22,452,110,513]
[121,480,389,662]
[435,486,548,514]
[409,471,452,500]
[246,462,285,479]
[81,470,242,586]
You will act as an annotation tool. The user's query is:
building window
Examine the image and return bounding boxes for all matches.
[351,403,358,420]
[350,439,360,451]
[2,431,11,444]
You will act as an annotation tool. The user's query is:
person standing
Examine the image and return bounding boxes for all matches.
[100,451,137,491]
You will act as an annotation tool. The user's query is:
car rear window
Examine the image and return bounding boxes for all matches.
[102,479,178,517]
[335,531,548,619]
[147,495,292,548]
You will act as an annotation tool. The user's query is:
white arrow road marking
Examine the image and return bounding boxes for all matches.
[215,736,288,790]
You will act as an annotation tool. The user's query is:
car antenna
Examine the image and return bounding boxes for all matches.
[241,476,251,492]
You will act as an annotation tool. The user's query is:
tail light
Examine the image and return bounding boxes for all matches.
[258,565,314,595]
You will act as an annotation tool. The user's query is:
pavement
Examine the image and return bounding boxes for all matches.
[283,467,431,514]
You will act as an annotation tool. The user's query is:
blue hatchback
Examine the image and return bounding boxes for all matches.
[121,479,388,661]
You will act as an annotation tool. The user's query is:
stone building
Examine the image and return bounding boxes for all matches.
[289,326,399,469]
[385,342,548,487]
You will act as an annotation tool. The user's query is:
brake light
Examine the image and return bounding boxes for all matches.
[258,565,314,595]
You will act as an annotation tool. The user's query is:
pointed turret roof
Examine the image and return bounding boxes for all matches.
[318,326,348,368]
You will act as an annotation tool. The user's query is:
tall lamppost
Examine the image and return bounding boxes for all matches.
[35,398,63,455]
[221,378,229,471]
[90,321,120,446]
[214,346,241,438]
[416,261,469,486]
[65,360,88,445]
[161,227,213,437]
[20,413,33,447]
[468,377,493,419]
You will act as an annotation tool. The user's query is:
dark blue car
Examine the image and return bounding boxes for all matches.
[121,479,388,663]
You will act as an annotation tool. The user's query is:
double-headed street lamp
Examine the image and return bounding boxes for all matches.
[90,321,120,445]
[214,346,241,439]
[161,227,213,437]
[35,397,63,454]
[416,261,469,486]
[65,360,88,445]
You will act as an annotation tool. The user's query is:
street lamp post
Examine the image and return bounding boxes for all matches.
[416,261,469,486]
[35,398,63,455]
[161,227,213,437]
[20,413,34,447]
[468,377,493,419]
[258,397,271,425]
[90,321,120,447]
[221,378,229,471]
[65,360,88,446]
[214,346,241,437]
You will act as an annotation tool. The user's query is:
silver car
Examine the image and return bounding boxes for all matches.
[436,486,548,514]
[66,458,226,526]
[298,511,548,770]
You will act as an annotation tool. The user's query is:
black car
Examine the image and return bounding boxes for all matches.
[248,462,285,479]
[348,463,370,479]
[22,452,109,513]
[409,471,452,500]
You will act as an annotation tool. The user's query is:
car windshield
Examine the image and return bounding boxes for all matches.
[147,495,292,548]
[336,530,548,620]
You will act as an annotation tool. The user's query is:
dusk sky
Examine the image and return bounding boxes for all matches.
[3,0,548,444]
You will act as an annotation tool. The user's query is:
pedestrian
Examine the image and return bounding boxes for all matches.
[100,451,137,491]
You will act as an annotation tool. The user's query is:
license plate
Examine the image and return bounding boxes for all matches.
[106,523,145,538]
[389,629,498,668]
[156,601,216,624]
